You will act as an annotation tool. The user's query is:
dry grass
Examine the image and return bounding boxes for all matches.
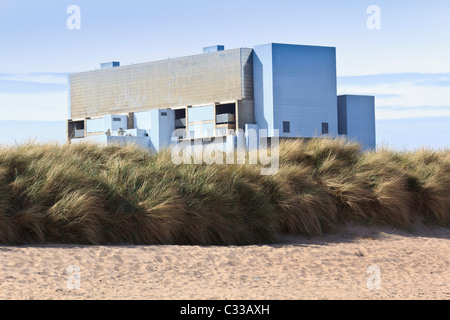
[0,139,448,245]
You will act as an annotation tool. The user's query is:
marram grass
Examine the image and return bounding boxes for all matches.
[0,139,449,245]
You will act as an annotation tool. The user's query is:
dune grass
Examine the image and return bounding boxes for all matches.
[0,139,449,245]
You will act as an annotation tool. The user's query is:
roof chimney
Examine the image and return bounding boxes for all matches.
[100,61,120,69]
[203,45,225,54]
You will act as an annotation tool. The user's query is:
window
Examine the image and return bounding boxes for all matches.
[322,122,329,134]
[113,117,121,122]
[188,105,214,122]
[283,121,290,134]
[161,112,167,116]
[187,106,214,138]
[68,120,85,139]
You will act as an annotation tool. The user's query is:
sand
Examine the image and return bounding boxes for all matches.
[0,223,449,300]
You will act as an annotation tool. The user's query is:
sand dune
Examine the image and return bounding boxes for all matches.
[0,223,449,300]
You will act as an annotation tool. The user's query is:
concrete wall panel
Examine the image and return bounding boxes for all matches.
[271,44,338,138]
[70,49,253,120]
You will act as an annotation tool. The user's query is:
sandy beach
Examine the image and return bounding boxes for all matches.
[0,223,448,300]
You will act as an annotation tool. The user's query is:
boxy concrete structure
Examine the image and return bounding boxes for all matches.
[253,43,338,138]
[68,43,376,151]
[338,95,376,150]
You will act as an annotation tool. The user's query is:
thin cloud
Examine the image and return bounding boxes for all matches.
[0,91,67,121]
[338,72,450,87]
[416,79,450,87]
[0,72,69,85]
[373,94,403,99]
[0,73,69,120]
[338,73,450,120]
[375,105,450,120]
[377,105,450,111]
[0,79,67,93]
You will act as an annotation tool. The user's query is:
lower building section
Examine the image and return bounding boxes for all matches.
[68,100,252,152]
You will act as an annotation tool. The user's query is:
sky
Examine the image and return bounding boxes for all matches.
[0,0,450,149]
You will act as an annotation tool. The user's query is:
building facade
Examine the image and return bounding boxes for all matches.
[67,43,376,151]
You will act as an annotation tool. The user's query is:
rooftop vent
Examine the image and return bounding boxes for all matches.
[100,61,120,69]
[203,45,225,54]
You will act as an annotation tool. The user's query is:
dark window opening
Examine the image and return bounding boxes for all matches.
[215,103,236,116]
[215,103,237,136]
[215,103,236,124]
[113,117,122,122]
[322,122,329,134]
[161,112,167,117]
[283,121,290,134]
[175,109,186,129]
[68,120,85,139]
[74,122,84,130]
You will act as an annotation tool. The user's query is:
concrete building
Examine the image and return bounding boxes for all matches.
[338,95,376,150]
[67,43,376,151]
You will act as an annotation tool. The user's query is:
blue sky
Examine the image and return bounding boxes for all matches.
[1,0,450,149]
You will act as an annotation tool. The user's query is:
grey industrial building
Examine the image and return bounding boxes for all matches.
[67,43,376,151]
